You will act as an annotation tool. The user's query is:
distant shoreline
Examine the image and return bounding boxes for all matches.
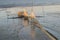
[0,4,60,8]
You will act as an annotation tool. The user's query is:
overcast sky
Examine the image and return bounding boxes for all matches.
[0,0,60,6]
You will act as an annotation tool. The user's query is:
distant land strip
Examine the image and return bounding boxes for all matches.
[0,3,60,8]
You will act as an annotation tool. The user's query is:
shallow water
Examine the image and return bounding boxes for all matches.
[37,13,60,39]
[0,8,60,40]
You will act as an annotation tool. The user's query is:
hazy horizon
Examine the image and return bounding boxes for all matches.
[0,0,60,8]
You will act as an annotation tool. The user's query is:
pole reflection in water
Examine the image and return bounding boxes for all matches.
[31,25,35,40]
[23,18,36,40]
[23,19,29,27]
